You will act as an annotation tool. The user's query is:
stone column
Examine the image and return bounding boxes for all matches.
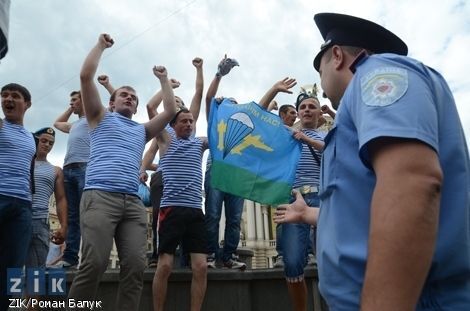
[246,200,256,241]
[262,205,270,241]
[255,202,264,241]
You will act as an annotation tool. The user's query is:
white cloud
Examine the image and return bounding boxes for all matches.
[1,0,469,166]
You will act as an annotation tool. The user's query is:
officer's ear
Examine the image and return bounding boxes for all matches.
[331,45,346,70]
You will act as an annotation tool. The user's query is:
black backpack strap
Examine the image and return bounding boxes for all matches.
[307,144,321,166]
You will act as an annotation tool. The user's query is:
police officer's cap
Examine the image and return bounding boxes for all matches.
[313,13,408,71]
[34,127,55,137]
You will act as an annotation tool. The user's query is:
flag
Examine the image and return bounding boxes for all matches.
[208,98,301,205]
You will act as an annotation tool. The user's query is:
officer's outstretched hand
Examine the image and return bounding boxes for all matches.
[274,190,318,225]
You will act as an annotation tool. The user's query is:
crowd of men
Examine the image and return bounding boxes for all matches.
[1,10,469,311]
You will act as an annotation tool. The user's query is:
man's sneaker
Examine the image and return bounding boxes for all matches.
[223,255,246,270]
[49,260,76,269]
[207,255,217,269]
[148,258,158,268]
[273,255,284,268]
[306,253,317,266]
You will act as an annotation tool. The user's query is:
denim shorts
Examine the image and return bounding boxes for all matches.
[281,191,319,281]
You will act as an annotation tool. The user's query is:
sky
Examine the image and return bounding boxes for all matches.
[1,0,469,168]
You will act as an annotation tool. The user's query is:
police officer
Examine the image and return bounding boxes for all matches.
[278,13,470,310]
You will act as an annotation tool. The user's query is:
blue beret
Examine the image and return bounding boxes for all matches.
[34,127,55,137]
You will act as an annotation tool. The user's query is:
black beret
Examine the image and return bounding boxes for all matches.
[34,127,55,137]
[313,13,408,71]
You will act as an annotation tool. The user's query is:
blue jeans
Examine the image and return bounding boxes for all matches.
[204,170,244,263]
[276,220,315,258]
[62,163,86,265]
[281,192,319,280]
[0,194,32,311]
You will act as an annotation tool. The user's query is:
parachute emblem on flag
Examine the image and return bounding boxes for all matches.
[224,112,254,157]
[217,112,273,158]
[208,99,301,204]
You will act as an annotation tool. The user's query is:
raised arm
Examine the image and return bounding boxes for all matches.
[146,78,180,120]
[139,138,159,182]
[155,129,171,158]
[258,77,297,109]
[80,34,113,128]
[205,74,222,121]
[205,55,239,120]
[189,57,204,124]
[267,100,279,112]
[143,66,177,141]
[52,167,68,245]
[97,75,116,95]
[321,104,336,119]
[53,107,74,133]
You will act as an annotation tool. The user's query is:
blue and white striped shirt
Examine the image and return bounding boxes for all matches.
[160,136,205,209]
[84,112,146,195]
[32,161,55,219]
[0,119,36,201]
[63,117,90,166]
[293,129,323,188]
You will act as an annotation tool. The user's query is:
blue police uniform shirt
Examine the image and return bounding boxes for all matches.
[317,53,470,310]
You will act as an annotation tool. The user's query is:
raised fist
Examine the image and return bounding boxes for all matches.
[169,78,181,89]
[192,57,203,68]
[97,75,110,85]
[153,65,168,79]
[99,33,114,49]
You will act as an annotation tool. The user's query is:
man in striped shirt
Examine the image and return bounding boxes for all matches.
[0,83,36,311]
[153,108,209,311]
[203,55,247,270]
[66,34,176,311]
[25,127,68,270]
[260,79,325,311]
[141,57,204,269]
[53,90,89,269]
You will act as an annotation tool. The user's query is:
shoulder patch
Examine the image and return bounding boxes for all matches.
[361,67,408,107]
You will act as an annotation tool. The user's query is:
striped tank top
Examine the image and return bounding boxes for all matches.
[84,112,146,195]
[32,161,56,219]
[160,136,205,208]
